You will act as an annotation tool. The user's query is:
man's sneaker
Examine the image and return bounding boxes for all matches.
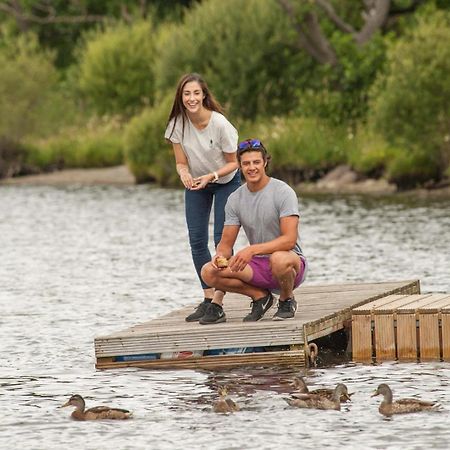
[243,292,274,322]
[272,297,297,321]
[199,303,226,325]
[185,298,212,322]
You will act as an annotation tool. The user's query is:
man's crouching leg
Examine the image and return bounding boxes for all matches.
[270,251,301,321]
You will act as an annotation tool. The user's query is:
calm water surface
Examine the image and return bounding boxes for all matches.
[1,185,449,449]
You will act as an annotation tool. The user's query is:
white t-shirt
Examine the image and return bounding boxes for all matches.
[164,111,238,184]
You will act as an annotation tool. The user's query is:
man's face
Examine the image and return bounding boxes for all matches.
[239,150,267,183]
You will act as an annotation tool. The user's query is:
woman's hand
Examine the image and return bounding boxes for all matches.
[179,169,196,189]
[191,173,214,190]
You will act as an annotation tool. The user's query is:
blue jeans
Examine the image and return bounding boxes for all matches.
[185,171,241,289]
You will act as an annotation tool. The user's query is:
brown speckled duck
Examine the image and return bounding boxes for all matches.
[61,394,133,421]
[213,387,240,414]
[291,377,352,403]
[286,383,349,410]
[372,384,439,417]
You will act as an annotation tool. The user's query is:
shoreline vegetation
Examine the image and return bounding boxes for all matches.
[2,165,450,199]
[1,2,449,192]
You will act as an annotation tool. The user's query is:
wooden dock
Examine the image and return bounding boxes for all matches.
[352,293,450,362]
[95,280,419,370]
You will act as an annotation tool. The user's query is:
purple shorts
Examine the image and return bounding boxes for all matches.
[248,255,307,291]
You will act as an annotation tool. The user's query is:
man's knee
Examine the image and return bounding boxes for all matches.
[270,251,297,276]
[201,262,216,285]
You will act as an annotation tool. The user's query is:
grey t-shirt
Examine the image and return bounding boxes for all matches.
[224,177,303,256]
[164,111,238,184]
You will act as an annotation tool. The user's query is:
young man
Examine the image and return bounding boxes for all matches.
[199,139,307,325]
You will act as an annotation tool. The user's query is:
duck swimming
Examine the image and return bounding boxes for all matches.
[213,386,240,413]
[291,377,352,403]
[372,384,439,417]
[286,383,349,411]
[61,394,133,420]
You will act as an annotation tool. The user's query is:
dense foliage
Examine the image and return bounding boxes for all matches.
[76,21,156,116]
[1,0,449,189]
[155,0,311,119]
[369,11,450,185]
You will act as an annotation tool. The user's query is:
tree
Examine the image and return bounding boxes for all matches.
[275,0,428,67]
[0,0,195,67]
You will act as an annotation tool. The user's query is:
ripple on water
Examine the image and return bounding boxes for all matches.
[0,186,449,449]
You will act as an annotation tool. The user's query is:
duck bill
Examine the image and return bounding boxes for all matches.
[60,401,71,408]
[371,391,379,398]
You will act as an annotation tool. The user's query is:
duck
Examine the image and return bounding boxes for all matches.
[213,386,240,413]
[285,383,349,410]
[61,394,133,420]
[290,376,352,403]
[372,383,440,417]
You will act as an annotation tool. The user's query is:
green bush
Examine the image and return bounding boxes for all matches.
[369,10,450,183]
[346,129,395,177]
[76,21,156,116]
[155,0,309,119]
[0,31,60,141]
[25,122,124,171]
[0,137,27,178]
[123,94,177,185]
[237,115,355,183]
[298,33,387,125]
[386,150,440,188]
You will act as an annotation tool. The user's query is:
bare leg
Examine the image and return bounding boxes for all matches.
[270,251,301,301]
[201,263,267,301]
[212,289,225,306]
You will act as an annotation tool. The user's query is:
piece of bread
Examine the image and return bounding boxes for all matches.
[216,256,229,268]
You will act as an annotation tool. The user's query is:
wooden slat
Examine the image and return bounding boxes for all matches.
[416,295,450,313]
[96,350,305,370]
[353,295,407,314]
[396,295,443,314]
[374,295,427,313]
[442,314,450,361]
[396,314,417,361]
[419,314,440,360]
[352,315,372,362]
[95,325,304,356]
[295,280,418,294]
[374,315,396,360]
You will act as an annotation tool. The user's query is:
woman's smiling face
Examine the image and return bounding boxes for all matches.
[182,81,205,114]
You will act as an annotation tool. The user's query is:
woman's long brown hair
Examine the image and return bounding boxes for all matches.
[166,73,224,141]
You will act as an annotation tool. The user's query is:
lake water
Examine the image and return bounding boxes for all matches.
[1,185,449,449]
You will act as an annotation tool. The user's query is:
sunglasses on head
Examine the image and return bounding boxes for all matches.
[237,139,263,152]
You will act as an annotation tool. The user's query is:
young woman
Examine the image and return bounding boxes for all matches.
[165,73,240,322]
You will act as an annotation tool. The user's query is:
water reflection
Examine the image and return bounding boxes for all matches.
[0,185,449,449]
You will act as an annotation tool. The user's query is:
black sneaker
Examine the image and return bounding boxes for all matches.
[185,298,212,322]
[199,303,226,325]
[272,297,297,321]
[243,292,274,322]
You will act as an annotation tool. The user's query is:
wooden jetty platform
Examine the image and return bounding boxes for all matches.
[353,293,450,362]
[95,280,419,370]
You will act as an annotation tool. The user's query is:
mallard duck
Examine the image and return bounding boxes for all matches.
[61,394,133,421]
[213,386,240,413]
[372,384,439,417]
[290,377,352,403]
[285,383,349,410]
